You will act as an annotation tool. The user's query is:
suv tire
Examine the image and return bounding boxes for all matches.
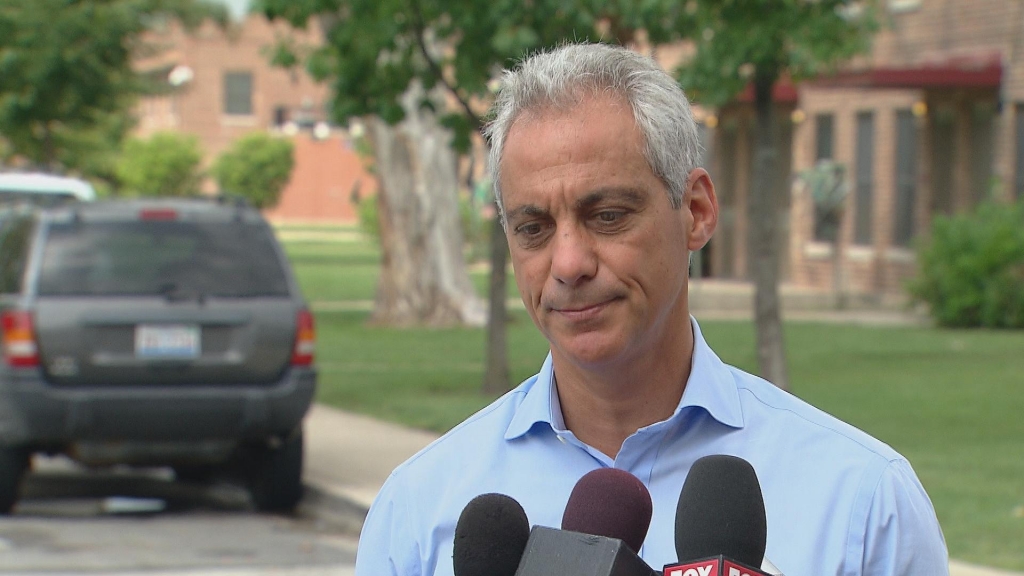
[248,429,304,513]
[0,445,30,514]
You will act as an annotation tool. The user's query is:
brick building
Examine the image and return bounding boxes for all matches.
[703,0,1023,300]
[134,2,1023,297]
[134,15,373,223]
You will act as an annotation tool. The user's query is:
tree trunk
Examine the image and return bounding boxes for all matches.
[749,72,790,391]
[833,216,847,310]
[367,82,485,327]
[42,122,57,170]
[482,210,510,395]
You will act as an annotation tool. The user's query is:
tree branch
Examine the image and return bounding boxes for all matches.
[407,0,483,131]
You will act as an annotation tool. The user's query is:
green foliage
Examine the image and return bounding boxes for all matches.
[254,0,683,152]
[675,0,876,106]
[0,0,226,174]
[908,201,1024,329]
[117,132,204,197]
[675,0,879,106]
[356,194,380,244]
[212,132,295,209]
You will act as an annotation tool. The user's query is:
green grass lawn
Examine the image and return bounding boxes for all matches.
[282,236,520,302]
[284,232,1024,570]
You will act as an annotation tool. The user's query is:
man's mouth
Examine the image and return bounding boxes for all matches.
[550,298,619,319]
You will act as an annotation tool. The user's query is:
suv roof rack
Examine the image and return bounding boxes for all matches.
[212,193,250,208]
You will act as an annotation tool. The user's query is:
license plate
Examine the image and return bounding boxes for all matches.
[135,325,200,358]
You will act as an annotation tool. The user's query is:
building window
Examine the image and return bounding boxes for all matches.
[815,113,834,161]
[854,111,875,246]
[893,110,918,247]
[224,71,253,116]
[969,101,995,206]
[930,105,955,215]
[812,113,837,242]
[1015,104,1024,201]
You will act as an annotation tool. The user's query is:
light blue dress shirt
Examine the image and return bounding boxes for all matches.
[355,318,948,576]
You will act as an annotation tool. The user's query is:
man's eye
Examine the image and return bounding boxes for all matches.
[595,211,624,223]
[516,222,543,236]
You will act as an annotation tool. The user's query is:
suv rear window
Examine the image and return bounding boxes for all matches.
[37,220,290,297]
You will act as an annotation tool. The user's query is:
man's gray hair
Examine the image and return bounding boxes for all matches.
[484,42,702,221]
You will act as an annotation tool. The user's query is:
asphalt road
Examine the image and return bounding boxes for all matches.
[0,456,357,575]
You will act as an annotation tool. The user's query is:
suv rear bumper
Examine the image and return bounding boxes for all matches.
[0,367,316,450]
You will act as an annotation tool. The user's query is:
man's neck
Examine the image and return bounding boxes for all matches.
[552,325,695,460]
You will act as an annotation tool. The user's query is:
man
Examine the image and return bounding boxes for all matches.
[355,43,948,576]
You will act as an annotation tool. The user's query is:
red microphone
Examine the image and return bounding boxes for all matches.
[512,467,660,576]
[561,467,653,554]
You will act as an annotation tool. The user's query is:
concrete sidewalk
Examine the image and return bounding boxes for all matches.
[300,403,1021,576]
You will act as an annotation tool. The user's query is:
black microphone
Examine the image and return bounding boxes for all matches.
[453,493,531,576]
[514,468,660,576]
[662,455,771,576]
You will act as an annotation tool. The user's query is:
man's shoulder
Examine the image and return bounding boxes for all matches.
[724,364,904,464]
[385,379,535,487]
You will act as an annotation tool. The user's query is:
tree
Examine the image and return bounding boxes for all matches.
[0,0,226,175]
[117,132,204,197]
[256,0,679,393]
[675,0,878,391]
[213,132,295,208]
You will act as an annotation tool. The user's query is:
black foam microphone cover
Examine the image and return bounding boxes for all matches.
[453,493,531,576]
[674,454,767,568]
[561,467,653,554]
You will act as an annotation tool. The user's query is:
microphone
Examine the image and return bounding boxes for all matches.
[453,493,531,576]
[514,468,660,576]
[662,455,771,576]
[561,467,653,554]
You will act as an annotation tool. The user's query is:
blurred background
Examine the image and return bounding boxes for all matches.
[0,0,1022,574]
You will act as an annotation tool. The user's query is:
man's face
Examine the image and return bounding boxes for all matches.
[500,94,716,370]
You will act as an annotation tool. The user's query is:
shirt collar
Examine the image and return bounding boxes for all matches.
[504,317,745,441]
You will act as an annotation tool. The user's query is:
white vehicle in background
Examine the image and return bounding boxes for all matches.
[0,172,96,207]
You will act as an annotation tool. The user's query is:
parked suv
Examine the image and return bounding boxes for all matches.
[0,198,316,513]
[0,172,97,206]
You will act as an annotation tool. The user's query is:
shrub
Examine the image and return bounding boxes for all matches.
[908,200,1024,328]
[117,132,203,197]
[212,132,295,209]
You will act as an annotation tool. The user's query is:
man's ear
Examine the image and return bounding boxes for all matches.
[685,168,718,251]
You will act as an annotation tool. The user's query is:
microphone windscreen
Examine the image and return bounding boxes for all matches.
[674,455,767,568]
[453,493,530,576]
[560,467,653,554]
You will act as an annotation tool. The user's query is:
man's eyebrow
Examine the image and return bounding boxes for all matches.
[504,204,548,222]
[575,188,647,211]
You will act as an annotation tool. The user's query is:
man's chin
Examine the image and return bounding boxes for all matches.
[551,335,628,369]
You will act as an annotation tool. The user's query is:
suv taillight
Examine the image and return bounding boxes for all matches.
[2,310,39,367]
[291,309,315,366]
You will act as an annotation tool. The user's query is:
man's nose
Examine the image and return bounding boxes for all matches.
[549,226,597,287]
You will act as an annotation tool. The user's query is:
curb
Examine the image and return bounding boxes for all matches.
[297,482,368,537]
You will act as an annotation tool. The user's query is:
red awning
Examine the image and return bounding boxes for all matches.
[733,77,800,104]
[813,52,1002,89]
